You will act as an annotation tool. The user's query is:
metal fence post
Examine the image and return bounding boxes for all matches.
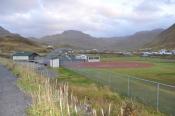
[128,78,130,97]
[108,74,111,86]
[156,83,160,112]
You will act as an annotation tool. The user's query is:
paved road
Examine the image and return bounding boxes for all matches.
[0,65,30,116]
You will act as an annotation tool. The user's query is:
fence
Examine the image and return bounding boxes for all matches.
[62,62,175,116]
[15,61,57,78]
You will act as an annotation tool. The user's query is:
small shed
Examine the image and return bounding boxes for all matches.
[12,52,38,61]
[50,58,59,68]
[87,56,100,62]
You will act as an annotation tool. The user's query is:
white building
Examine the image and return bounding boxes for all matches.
[12,52,38,61]
[159,49,172,55]
[47,45,54,49]
[49,58,59,68]
[142,52,153,56]
[87,56,100,62]
[172,50,175,55]
[75,54,88,60]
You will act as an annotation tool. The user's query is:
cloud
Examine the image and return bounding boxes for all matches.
[134,1,161,14]
[0,0,38,14]
[0,0,175,37]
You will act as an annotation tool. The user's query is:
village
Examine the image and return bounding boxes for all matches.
[11,47,175,70]
[1,0,175,115]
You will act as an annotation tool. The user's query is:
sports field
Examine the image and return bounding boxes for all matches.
[66,55,175,85]
[63,55,175,115]
[101,55,175,85]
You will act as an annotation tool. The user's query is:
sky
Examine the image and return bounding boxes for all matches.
[0,0,175,38]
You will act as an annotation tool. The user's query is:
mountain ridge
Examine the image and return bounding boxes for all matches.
[146,23,175,49]
[40,28,164,50]
[0,26,47,54]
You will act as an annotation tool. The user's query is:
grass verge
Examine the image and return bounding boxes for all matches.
[55,67,166,116]
[0,57,166,116]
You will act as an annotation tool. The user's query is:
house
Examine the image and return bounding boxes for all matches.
[159,49,172,55]
[87,56,100,62]
[49,58,59,68]
[172,50,175,55]
[142,52,153,57]
[47,45,54,49]
[122,52,133,56]
[12,52,39,61]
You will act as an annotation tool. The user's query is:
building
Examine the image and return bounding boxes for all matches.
[12,52,38,61]
[122,52,133,56]
[49,58,59,68]
[159,49,172,55]
[47,45,54,49]
[75,54,88,60]
[87,56,100,62]
[142,52,153,57]
[172,50,175,55]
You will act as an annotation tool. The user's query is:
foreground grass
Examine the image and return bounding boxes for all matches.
[56,67,165,116]
[0,58,86,116]
[0,57,165,116]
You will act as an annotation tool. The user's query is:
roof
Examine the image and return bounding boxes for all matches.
[13,52,38,56]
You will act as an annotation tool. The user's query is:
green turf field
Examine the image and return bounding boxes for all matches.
[101,55,175,85]
[63,55,175,115]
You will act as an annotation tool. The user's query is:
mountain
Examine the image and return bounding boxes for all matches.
[0,26,21,37]
[40,29,163,50]
[0,26,47,55]
[109,29,164,50]
[41,30,108,49]
[0,26,13,36]
[146,24,175,49]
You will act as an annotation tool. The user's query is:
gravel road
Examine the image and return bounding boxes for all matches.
[0,65,31,116]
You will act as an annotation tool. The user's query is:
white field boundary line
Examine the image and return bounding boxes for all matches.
[114,72,175,88]
[100,69,175,88]
[68,66,175,89]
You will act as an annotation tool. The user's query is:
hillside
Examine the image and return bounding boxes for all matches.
[108,29,163,50]
[147,23,175,49]
[40,29,163,50]
[0,26,11,36]
[41,30,109,50]
[0,26,47,55]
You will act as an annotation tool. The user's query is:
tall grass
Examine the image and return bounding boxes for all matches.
[0,57,165,116]
[14,65,95,116]
[0,58,100,115]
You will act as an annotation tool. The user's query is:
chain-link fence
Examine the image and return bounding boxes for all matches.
[15,61,57,78]
[62,61,175,116]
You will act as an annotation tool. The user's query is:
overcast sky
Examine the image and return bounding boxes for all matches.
[0,0,175,37]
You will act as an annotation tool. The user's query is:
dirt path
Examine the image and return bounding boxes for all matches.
[0,65,30,116]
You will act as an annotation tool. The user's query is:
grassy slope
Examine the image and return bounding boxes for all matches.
[101,55,175,85]
[0,57,165,116]
[59,55,175,115]
[56,68,122,115]
[0,36,48,55]
[56,67,165,116]
[147,23,175,49]
[0,58,82,115]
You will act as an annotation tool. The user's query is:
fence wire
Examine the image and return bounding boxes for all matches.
[62,61,175,116]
